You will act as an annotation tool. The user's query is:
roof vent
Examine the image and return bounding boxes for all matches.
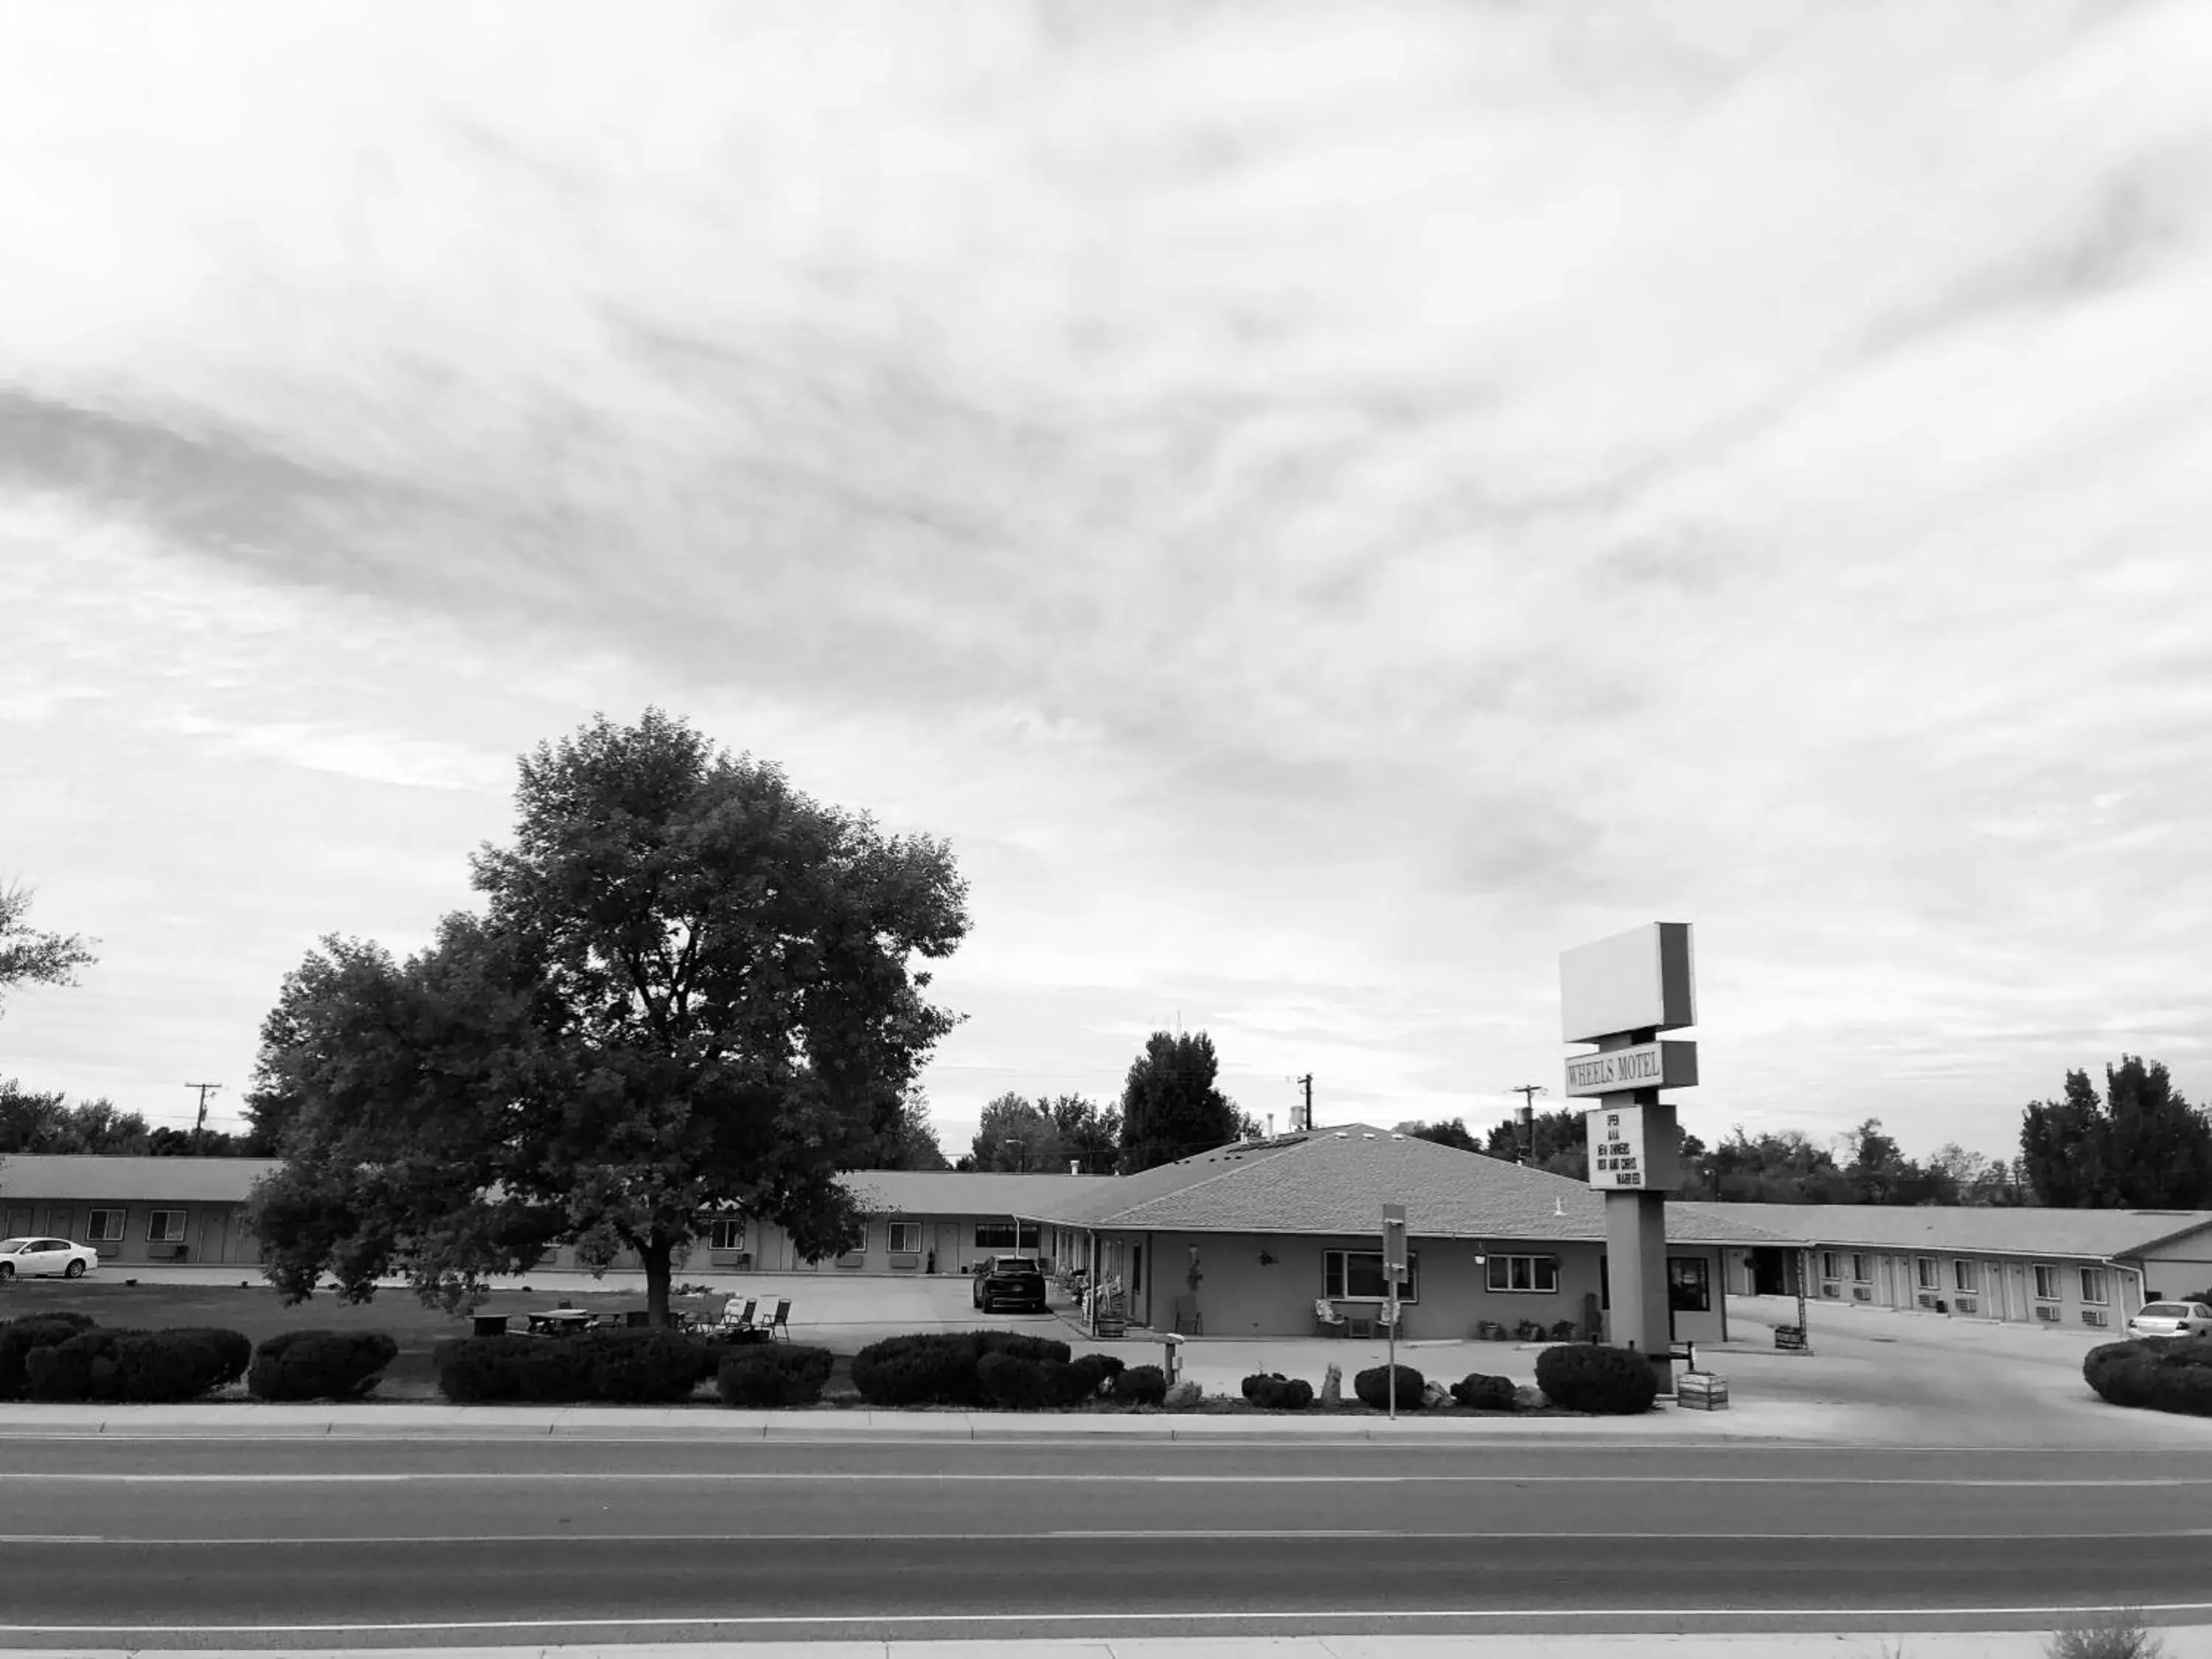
[1361,1132,1377,1140]
[1390,1133,1404,1140]
[1335,1131,1349,1139]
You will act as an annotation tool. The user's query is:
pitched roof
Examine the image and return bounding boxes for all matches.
[0,1155,285,1204]
[1016,1127,1784,1247]
[1693,1201,2212,1260]
[838,1169,1110,1215]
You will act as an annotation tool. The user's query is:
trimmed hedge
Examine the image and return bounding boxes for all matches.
[1239,1372,1315,1411]
[1534,1343,1658,1414]
[2085,1336,2212,1416]
[0,1314,97,1399]
[1450,1372,1519,1411]
[717,1345,834,1408]
[435,1329,714,1404]
[1353,1363,1425,1411]
[248,1330,400,1402]
[849,1330,1075,1408]
[1113,1363,1167,1406]
[24,1326,251,1402]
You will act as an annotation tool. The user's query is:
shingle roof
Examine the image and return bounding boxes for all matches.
[1693,1201,2212,1261]
[838,1169,1110,1216]
[1016,1127,1784,1247]
[0,1155,285,1204]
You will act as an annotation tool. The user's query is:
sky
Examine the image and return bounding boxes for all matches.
[4,0,2210,1170]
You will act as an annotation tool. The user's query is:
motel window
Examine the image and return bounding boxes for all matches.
[1820,1251,1842,1283]
[2079,1267,2109,1306]
[1915,1257,1938,1291]
[1668,1256,1711,1314]
[1328,1249,1421,1302]
[2033,1264,2060,1301]
[708,1218,745,1252]
[887,1221,921,1254]
[87,1208,125,1244]
[1851,1253,1871,1284]
[1953,1260,1976,1293]
[147,1209,186,1244]
[975,1222,1040,1251]
[1483,1254,1554,1295]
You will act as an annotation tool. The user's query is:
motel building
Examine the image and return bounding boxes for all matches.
[1709,1202,2212,1332]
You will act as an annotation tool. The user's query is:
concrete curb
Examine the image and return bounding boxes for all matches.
[0,1399,1846,1441]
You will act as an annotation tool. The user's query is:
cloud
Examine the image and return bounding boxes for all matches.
[4,0,2212,1161]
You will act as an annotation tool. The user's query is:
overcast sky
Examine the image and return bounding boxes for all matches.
[4,1,2209,1169]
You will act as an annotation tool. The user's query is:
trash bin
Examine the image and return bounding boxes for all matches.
[472,1314,509,1338]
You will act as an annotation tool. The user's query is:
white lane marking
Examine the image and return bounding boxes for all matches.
[2,1528,2203,1546]
[9,1601,2212,1635]
[2,1470,2199,1492]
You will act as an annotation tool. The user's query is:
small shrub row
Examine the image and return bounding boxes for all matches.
[1239,1372,1315,1411]
[1450,1372,1519,1411]
[1534,1343,1658,1414]
[434,1329,715,1405]
[0,1312,97,1399]
[24,1326,252,1403]
[717,1345,835,1408]
[849,1330,1076,1408]
[2085,1336,2212,1417]
[248,1330,402,1402]
[1354,1363,1425,1410]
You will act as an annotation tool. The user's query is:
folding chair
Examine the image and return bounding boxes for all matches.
[717,1297,759,1336]
[765,1298,793,1341]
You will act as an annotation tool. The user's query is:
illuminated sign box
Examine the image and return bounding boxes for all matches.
[1558,922,1695,1044]
[1585,1104,1682,1191]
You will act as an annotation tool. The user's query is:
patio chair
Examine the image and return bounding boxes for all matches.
[765,1298,793,1342]
[1313,1298,1349,1338]
[716,1297,759,1335]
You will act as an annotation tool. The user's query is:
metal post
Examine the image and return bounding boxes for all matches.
[1385,1290,1399,1419]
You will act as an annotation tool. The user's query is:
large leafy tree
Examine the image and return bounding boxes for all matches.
[1118,1032,1238,1172]
[0,883,97,1020]
[855,1088,950,1171]
[244,710,970,1323]
[1399,1117,1481,1153]
[1046,1093,1121,1175]
[970,1092,1063,1172]
[2020,1056,2212,1208]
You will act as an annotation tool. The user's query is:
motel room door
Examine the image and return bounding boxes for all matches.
[196,1209,232,1265]
[934,1222,960,1275]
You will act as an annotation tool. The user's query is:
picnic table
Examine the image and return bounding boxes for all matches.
[526,1309,599,1337]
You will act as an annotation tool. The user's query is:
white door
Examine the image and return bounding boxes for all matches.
[25,1239,66,1276]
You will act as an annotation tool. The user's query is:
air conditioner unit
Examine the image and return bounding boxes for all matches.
[2082,1309,2108,1327]
[2035,1304,2060,1322]
[1915,1291,1941,1310]
[1851,1286,1873,1302]
[1955,1296,1978,1315]
[1820,1282,1842,1298]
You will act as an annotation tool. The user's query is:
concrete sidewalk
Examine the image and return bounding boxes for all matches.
[0,1397,1856,1439]
[6,1634,2211,1658]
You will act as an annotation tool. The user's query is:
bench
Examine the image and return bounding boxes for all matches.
[145,1242,189,1262]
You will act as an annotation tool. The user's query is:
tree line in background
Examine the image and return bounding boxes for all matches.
[1396,1053,2212,1210]
[0,1080,275,1157]
[858,1029,1262,1176]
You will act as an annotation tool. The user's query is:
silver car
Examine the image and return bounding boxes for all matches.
[2126,1301,2212,1338]
[0,1237,98,1281]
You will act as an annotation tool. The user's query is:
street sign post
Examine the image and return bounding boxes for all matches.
[1382,1203,1408,1420]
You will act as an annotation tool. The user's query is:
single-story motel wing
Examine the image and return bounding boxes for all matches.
[5,1141,2209,1341]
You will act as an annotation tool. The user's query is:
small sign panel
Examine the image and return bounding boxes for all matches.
[1381,1203,1408,1281]
[1563,1040,1700,1098]
[1587,1105,1650,1189]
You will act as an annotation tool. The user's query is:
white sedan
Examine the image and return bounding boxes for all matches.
[0,1237,98,1281]
[2126,1301,2212,1338]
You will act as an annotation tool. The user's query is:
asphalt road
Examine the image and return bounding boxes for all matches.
[3,1436,2209,1647]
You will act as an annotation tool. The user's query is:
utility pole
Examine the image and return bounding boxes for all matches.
[1509,1082,1547,1164]
[1293,1074,1313,1132]
[184,1082,222,1152]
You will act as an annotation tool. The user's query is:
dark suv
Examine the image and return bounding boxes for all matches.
[972,1255,1048,1313]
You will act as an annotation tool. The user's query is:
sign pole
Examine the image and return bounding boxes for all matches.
[1382,1203,1408,1421]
